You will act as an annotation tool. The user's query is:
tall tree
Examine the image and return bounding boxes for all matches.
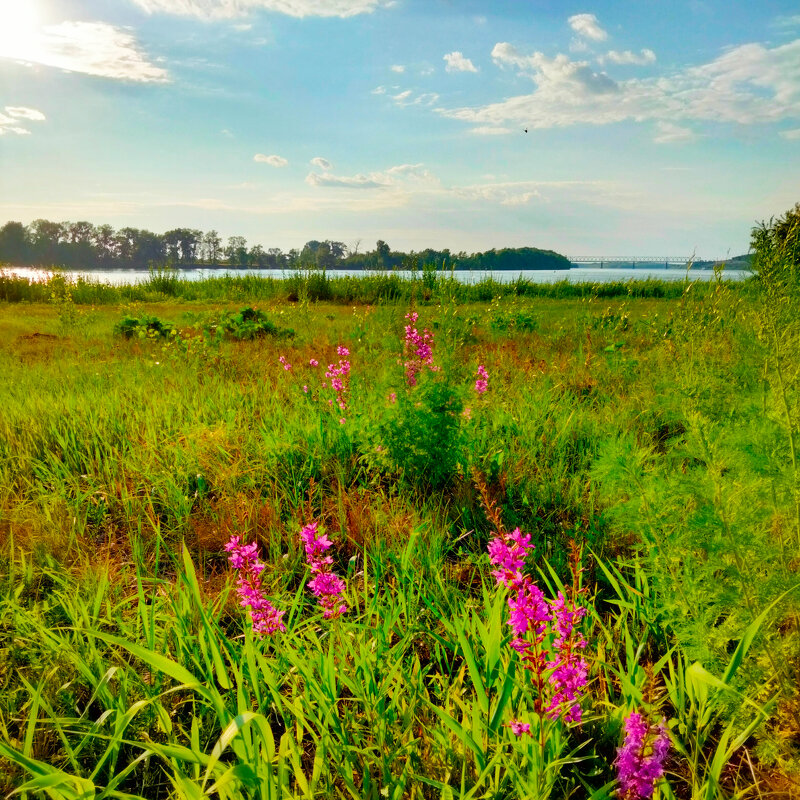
[29,219,66,265]
[0,221,30,264]
[226,236,248,268]
[202,230,222,265]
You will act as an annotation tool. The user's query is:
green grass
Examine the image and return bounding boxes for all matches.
[0,270,797,799]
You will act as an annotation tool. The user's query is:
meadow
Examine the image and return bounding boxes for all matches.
[0,264,798,799]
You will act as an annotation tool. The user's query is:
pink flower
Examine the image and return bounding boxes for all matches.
[309,359,319,367]
[403,311,436,386]
[475,364,489,394]
[303,385,309,393]
[506,720,531,737]
[278,355,292,371]
[388,392,397,404]
[616,712,671,799]
[225,535,285,636]
[336,345,350,357]
[325,353,351,413]
[487,529,588,724]
[300,521,347,619]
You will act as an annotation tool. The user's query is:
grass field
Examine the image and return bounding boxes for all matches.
[0,269,798,799]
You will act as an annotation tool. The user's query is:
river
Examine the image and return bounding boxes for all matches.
[4,265,751,286]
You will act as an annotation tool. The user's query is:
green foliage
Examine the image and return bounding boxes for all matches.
[114,313,177,339]
[213,306,294,341]
[381,375,467,491]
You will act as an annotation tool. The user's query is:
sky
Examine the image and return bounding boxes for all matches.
[1,0,799,259]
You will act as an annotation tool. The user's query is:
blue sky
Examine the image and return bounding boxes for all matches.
[1,0,799,258]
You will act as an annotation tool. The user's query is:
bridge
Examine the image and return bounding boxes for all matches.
[567,256,695,268]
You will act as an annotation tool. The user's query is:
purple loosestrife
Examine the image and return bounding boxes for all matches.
[545,590,589,723]
[325,345,351,417]
[475,364,489,394]
[506,720,531,737]
[225,535,285,636]
[487,529,589,725]
[615,712,671,799]
[300,521,347,619]
[403,311,436,386]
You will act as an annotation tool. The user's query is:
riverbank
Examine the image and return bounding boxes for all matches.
[1,265,753,305]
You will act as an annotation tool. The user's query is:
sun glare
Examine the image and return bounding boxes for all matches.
[0,1,42,58]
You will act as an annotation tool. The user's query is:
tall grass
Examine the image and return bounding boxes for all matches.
[1,267,752,305]
[0,273,796,798]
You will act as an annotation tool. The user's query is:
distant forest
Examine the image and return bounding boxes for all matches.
[0,219,570,272]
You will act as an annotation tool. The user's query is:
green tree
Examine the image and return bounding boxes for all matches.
[226,236,248,268]
[0,221,30,264]
[202,230,222,265]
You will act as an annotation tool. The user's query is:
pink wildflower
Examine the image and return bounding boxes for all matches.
[487,529,588,724]
[278,355,292,371]
[309,359,319,367]
[475,364,489,394]
[388,392,397,404]
[506,720,531,737]
[325,351,351,413]
[225,535,285,636]
[615,712,670,799]
[403,311,436,386]
[300,522,347,619]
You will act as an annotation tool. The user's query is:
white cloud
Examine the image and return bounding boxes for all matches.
[491,43,617,93]
[442,38,800,131]
[390,64,405,73]
[653,121,696,143]
[444,51,478,73]
[371,85,387,94]
[388,89,439,107]
[774,14,800,29]
[0,21,168,82]
[568,13,608,42]
[0,105,46,136]
[601,48,656,65]
[470,125,512,135]
[131,0,390,19]
[310,156,332,169]
[306,162,439,190]
[4,106,46,121]
[780,127,800,139]
[254,153,288,166]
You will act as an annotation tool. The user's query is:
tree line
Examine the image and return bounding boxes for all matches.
[0,219,570,272]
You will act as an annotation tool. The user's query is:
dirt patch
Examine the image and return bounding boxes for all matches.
[19,332,58,341]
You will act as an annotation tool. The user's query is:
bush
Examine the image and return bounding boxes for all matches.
[114,314,176,339]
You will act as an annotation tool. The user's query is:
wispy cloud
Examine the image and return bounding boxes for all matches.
[306,162,438,190]
[568,13,608,42]
[310,156,332,169]
[653,121,696,143]
[470,125,512,135]
[254,153,288,166]
[444,51,478,73]
[386,88,439,107]
[390,64,405,73]
[4,107,46,121]
[0,21,168,82]
[131,0,391,19]
[600,49,656,65]
[0,106,46,136]
[780,127,800,139]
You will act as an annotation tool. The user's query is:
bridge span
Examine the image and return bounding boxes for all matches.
[567,256,694,268]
